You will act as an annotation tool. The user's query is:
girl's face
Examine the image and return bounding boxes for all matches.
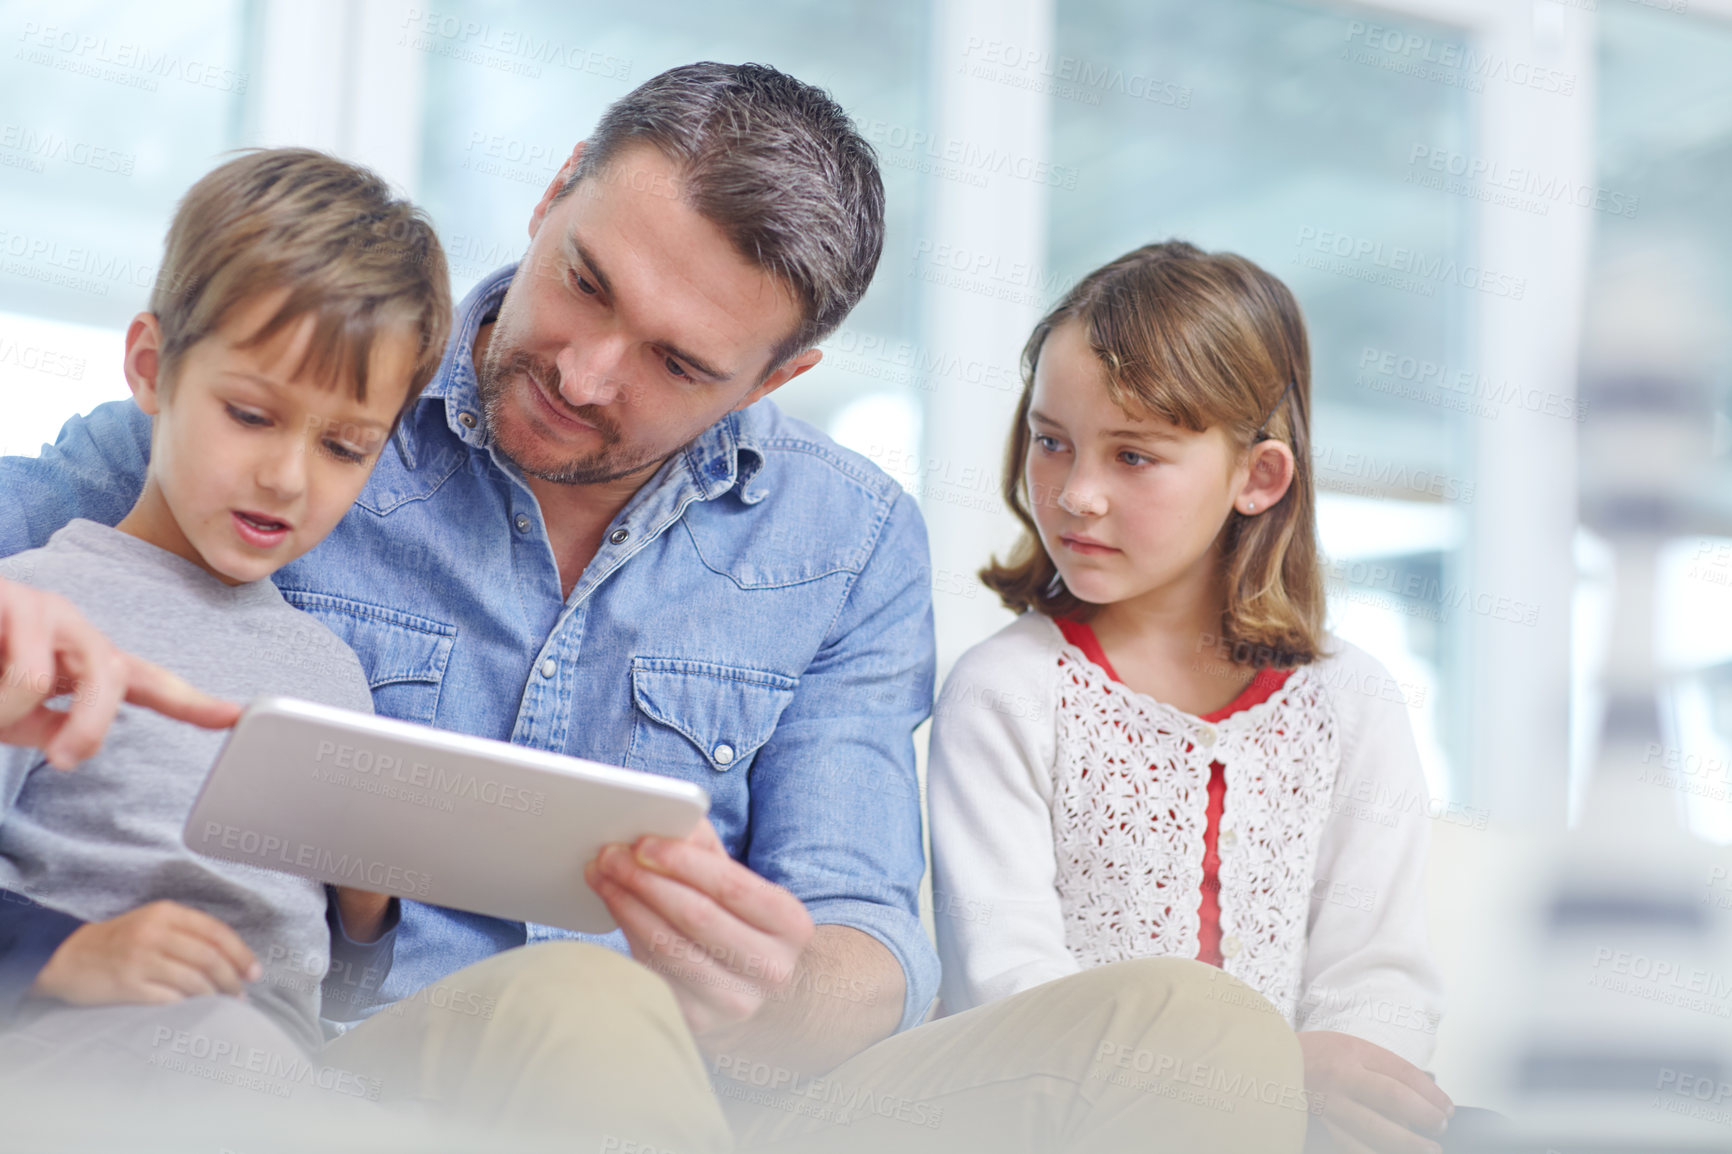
[1024,319,1250,612]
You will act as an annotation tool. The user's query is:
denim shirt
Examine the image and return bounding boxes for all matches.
[0,264,940,1033]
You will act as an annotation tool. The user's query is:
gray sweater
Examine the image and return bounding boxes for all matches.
[0,520,374,1052]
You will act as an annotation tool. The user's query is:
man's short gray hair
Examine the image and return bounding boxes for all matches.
[557,61,885,370]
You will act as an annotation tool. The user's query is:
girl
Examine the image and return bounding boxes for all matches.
[928,241,1453,1154]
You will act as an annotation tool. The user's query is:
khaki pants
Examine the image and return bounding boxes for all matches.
[726,957,1306,1154]
[0,942,724,1154]
[0,945,1303,1154]
[324,939,729,1152]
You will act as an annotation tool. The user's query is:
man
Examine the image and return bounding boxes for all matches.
[0,63,1306,1154]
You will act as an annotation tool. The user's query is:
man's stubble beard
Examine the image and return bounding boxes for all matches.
[476,342,666,486]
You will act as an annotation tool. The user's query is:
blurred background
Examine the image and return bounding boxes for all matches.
[5,0,1732,913]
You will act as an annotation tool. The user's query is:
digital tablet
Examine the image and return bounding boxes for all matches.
[183,696,710,934]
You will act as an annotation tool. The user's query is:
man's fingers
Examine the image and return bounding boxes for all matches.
[589,869,740,1025]
[593,869,688,973]
[631,834,809,939]
[120,654,242,730]
[690,818,725,853]
[600,844,791,974]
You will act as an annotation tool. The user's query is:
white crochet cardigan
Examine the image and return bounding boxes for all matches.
[928,611,1444,1066]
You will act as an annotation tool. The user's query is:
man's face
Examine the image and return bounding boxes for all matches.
[478,143,812,486]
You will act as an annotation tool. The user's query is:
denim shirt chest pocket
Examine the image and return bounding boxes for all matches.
[279,591,457,725]
[627,658,797,778]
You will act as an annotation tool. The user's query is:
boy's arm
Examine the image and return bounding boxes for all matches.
[0,888,84,1021]
[0,400,152,558]
[0,735,84,1022]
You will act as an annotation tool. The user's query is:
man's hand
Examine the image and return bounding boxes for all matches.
[584,819,814,1038]
[1300,1031,1453,1154]
[31,900,262,1006]
[0,578,241,768]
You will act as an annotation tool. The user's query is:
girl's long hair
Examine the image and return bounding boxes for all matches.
[980,240,1326,668]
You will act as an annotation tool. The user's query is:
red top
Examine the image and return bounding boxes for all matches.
[1056,619,1290,968]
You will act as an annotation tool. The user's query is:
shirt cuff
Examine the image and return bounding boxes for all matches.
[0,888,84,1023]
[322,889,400,1023]
[806,897,940,1035]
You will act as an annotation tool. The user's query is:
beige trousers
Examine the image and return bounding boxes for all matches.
[726,957,1307,1154]
[325,939,730,1152]
[0,944,1304,1154]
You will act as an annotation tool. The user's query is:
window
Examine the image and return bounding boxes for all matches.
[0,0,247,455]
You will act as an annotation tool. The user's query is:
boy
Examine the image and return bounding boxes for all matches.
[0,148,450,1108]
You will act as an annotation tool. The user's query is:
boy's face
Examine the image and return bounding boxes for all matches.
[121,292,416,586]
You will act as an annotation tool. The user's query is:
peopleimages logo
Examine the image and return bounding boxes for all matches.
[15,21,249,93]
[959,37,1192,109]
[0,123,135,175]
[821,327,1020,396]
[1407,145,1638,220]
[859,119,1079,190]
[1293,227,1526,300]
[195,822,434,898]
[397,8,631,80]
[1341,21,1577,96]
[1355,346,1587,424]
[312,740,546,816]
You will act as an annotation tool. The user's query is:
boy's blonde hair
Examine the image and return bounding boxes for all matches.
[981,240,1326,668]
[150,148,451,423]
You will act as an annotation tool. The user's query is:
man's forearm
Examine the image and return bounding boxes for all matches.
[698,924,905,1076]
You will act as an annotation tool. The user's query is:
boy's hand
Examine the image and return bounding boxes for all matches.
[0,578,242,768]
[1300,1030,1453,1154]
[31,900,262,1005]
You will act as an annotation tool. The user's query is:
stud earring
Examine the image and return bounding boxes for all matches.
[1246,501,1257,513]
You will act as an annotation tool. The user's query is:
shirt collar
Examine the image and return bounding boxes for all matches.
[677,410,768,505]
[392,262,516,470]
[393,261,768,504]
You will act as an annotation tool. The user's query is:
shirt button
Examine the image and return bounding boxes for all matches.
[712,743,736,766]
[609,527,630,545]
[514,513,530,533]
[458,410,478,428]
[1220,827,1238,850]
[540,658,557,678]
[1221,935,1242,958]
[1196,726,1218,748]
